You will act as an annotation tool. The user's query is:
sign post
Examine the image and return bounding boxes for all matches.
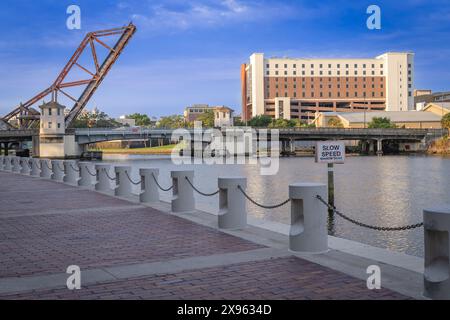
[315,141,345,223]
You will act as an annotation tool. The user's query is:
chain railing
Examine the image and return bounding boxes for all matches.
[316,195,423,231]
[85,166,97,177]
[125,170,141,185]
[70,164,80,172]
[185,177,219,197]
[103,168,116,181]
[151,172,173,191]
[237,185,291,209]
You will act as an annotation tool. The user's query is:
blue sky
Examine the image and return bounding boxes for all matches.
[0,0,449,118]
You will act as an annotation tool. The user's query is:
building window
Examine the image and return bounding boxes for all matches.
[337,71,340,75]
[311,64,314,68]
[48,122,52,129]
[372,92,375,97]
[328,92,332,97]
[363,64,366,68]
[346,64,349,68]
[311,92,314,97]
[57,123,61,128]
[320,92,323,97]
[354,92,358,97]
[381,92,384,97]
[266,71,269,76]
[372,71,375,75]
[380,70,383,75]
[328,71,331,75]
[293,64,296,68]
[346,71,349,75]
[266,64,269,68]
[48,108,52,116]
[354,64,358,68]
[284,71,287,75]
[346,92,349,97]
[372,64,375,68]
[380,64,383,68]
[275,64,278,68]
[311,71,314,75]
[302,92,305,97]
[319,64,323,68]
[302,64,305,68]
[293,71,297,75]
[275,71,279,75]
[337,92,340,97]
[302,71,305,75]
[363,71,366,75]
[284,64,287,68]
[354,71,358,75]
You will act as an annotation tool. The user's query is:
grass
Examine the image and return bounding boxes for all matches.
[90,144,179,155]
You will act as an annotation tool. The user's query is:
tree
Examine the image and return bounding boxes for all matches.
[441,113,450,129]
[196,110,215,127]
[367,117,397,129]
[269,118,297,128]
[127,113,151,126]
[248,115,273,127]
[327,117,344,128]
[72,111,121,128]
[157,115,186,129]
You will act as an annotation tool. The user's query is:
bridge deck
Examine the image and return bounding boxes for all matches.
[0,171,414,300]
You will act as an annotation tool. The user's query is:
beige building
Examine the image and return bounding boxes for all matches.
[241,52,414,122]
[184,104,234,127]
[314,110,442,129]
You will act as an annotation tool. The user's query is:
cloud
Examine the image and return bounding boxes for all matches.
[130,0,297,33]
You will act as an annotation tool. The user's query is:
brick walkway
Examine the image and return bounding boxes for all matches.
[0,171,410,300]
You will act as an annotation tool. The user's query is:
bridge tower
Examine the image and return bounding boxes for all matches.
[36,102,81,158]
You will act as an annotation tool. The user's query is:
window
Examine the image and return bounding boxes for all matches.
[284,64,287,68]
[266,64,269,68]
[354,92,358,97]
[346,64,349,68]
[275,71,279,75]
[266,71,269,75]
[345,71,349,75]
[372,64,375,68]
[337,71,340,75]
[311,71,314,75]
[302,71,305,75]
[328,64,331,68]
[275,64,278,68]
[354,64,358,68]
[319,64,323,68]
[302,64,305,68]
[328,92,332,97]
[57,123,61,129]
[311,92,314,97]
[284,71,287,75]
[372,92,375,97]
[48,108,52,116]
[363,64,366,68]
[293,64,296,68]
[57,108,60,116]
[372,71,375,75]
[408,63,411,68]
[319,71,323,75]
[311,64,314,68]
[328,71,331,75]
[380,70,383,75]
[354,71,358,75]
[381,92,384,97]
[48,122,52,129]
[337,92,340,97]
[320,92,323,97]
[380,64,383,68]
[346,92,349,97]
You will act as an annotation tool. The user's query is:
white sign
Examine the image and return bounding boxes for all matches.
[315,141,345,163]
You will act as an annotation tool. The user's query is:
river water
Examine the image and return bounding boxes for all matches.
[102,154,450,257]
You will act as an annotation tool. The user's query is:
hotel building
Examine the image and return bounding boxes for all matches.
[241,52,414,122]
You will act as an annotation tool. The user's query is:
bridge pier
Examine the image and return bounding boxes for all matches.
[377,139,383,156]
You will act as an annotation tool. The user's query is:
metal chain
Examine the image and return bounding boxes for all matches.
[316,195,423,231]
[85,166,97,177]
[125,170,141,185]
[237,185,291,209]
[151,172,173,191]
[70,164,80,172]
[103,168,116,181]
[185,177,219,197]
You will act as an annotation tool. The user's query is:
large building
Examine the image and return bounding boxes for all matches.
[241,52,415,122]
[184,104,234,127]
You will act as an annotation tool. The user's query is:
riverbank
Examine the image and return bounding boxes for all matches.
[91,144,176,155]
[428,136,450,155]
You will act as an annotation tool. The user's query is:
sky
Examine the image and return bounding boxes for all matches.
[0,0,449,118]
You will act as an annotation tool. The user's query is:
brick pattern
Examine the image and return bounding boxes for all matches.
[0,206,261,278]
[0,257,409,300]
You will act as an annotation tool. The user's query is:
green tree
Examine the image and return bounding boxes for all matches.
[196,110,215,127]
[367,117,397,129]
[441,113,450,129]
[127,113,151,126]
[157,115,186,129]
[248,115,273,127]
[327,117,344,128]
[72,111,121,128]
[269,118,297,128]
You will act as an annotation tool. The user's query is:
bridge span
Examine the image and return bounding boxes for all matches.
[0,127,447,156]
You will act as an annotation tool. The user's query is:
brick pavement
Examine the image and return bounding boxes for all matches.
[0,171,411,300]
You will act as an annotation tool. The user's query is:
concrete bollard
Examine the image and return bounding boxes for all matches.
[0,155,4,170]
[12,156,21,173]
[63,160,79,185]
[20,157,31,175]
[423,207,450,300]
[171,170,195,213]
[289,183,328,253]
[95,164,112,192]
[4,156,12,171]
[139,168,160,203]
[51,160,65,182]
[114,166,132,197]
[40,159,52,179]
[218,177,247,230]
[78,162,95,187]
[30,158,41,177]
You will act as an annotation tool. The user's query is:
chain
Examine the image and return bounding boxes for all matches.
[103,168,116,181]
[125,170,141,185]
[85,166,97,177]
[185,177,219,197]
[316,195,423,231]
[70,164,80,172]
[237,185,291,209]
[151,172,173,191]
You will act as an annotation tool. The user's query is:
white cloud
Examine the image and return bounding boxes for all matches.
[131,0,297,33]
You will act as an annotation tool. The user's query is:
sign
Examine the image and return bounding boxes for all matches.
[315,141,345,164]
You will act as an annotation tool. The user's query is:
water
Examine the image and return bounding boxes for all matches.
[102,154,450,257]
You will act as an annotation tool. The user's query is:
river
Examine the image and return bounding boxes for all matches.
[102,154,450,257]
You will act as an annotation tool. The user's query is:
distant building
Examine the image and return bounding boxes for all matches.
[314,110,442,129]
[213,106,234,127]
[241,52,415,122]
[414,89,432,97]
[115,115,136,127]
[184,104,234,127]
[415,91,450,110]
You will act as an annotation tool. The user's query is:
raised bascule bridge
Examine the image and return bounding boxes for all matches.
[0,23,136,157]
